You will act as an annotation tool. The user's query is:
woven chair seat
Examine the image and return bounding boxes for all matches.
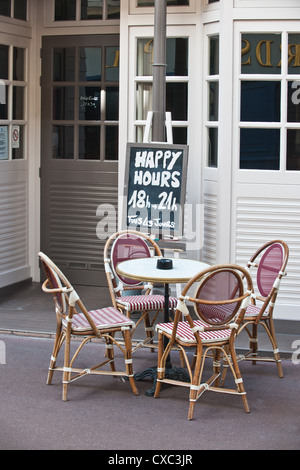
[244,304,269,319]
[117,294,178,312]
[62,306,135,332]
[156,319,231,344]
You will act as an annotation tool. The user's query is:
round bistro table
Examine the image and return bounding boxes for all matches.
[117,257,209,395]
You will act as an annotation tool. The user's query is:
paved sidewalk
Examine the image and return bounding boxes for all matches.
[0,333,299,450]
[0,282,299,450]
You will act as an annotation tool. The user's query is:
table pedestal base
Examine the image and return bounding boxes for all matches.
[135,365,190,397]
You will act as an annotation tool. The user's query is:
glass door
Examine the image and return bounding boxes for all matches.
[41,34,119,285]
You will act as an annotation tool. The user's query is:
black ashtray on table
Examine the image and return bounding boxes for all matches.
[156,258,173,270]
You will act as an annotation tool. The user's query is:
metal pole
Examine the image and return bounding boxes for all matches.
[152,0,167,143]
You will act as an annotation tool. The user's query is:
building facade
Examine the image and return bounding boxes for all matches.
[0,0,299,320]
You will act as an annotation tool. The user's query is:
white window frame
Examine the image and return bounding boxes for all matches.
[203,23,220,173]
[0,0,30,25]
[234,0,300,8]
[0,37,28,162]
[44,0,120,27]
[129,0,196,15]
[233,20,300,186]
[130,27,191,145]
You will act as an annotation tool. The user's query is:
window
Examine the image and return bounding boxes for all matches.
[137,1,189,5]
[54,0,120,21]
[135,37,189,144]
[52,42,119,161]
[240,32,300,171]
[0,0,27,20]
[0,45,27,160]
[206,35,219,167]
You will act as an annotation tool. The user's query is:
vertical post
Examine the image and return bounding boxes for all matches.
[152,0,167,143]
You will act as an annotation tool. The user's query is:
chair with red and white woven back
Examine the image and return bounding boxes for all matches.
[39,252,138,401]
[154,264,253,420]
[238,240,289,377]
[103,230,177,352]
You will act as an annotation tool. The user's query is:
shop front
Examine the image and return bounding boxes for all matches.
[0,0,299,320]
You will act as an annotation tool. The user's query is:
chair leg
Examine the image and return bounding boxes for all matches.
[143,311,155,352]
[188,344,202,421]
[229,343,250,413]
[47,332,64,385]
[266,318,284,378]
[62,330,72,401]
[154,333,164,398]
[106,337,116,372]
[250,323,258,365]
[123,327,139,396]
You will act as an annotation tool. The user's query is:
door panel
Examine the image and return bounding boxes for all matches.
[41,35,119,286]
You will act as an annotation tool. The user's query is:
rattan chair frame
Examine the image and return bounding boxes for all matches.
[237,240,289,378]
[103,230,174,352]
[39,252,138,401]
[154,264,253,420]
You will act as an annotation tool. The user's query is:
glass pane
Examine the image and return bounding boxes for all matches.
[0,88,8,119]
[106,87,119,120]
[137,39,153,76]
[13,47,25,81]
[166,38,188,76]
[288,34,300,75]
[105,126,118,160]
[287,130,300,170]
[14,0,27,20]
[208,81,219,121]
[137,1,189,5]
[136,83,152,120]
[241,34,281,74]
[0,126,9,160]
[209,36,219,75]
[53,126,74,159]
[79,47,102,81]
[287,81,300,122]
[241,81,281,122]
[53,48,75,82]
[12,125,24,160]
[79,126,100,159]
[137,38,188,76]
[173,127,187,145]
[105,46,120,81]
[0,45,9,80]
[208,127,218,167]
[53,87,75,120]
[79,87,101,120]
[0,0,10,17]
[166,82,188,120]
[81,0,102,20]
[55,0,76,21]
[107,0,120,19]
[240,128,280,170]
[13,86,24,120]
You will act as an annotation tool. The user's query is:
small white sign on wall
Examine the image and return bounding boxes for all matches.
[12,125,20,149]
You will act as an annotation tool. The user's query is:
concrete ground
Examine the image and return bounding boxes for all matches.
[0,281,299,451]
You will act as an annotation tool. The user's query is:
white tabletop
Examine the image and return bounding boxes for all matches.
[116,257,209,284]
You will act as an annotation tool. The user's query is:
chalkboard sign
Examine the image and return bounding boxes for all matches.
[123,142,188,236]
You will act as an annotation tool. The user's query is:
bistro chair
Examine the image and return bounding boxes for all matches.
[154,264,253,420]
[103,230,177,352]
[238,240,289,377]
[39,252,138,401]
